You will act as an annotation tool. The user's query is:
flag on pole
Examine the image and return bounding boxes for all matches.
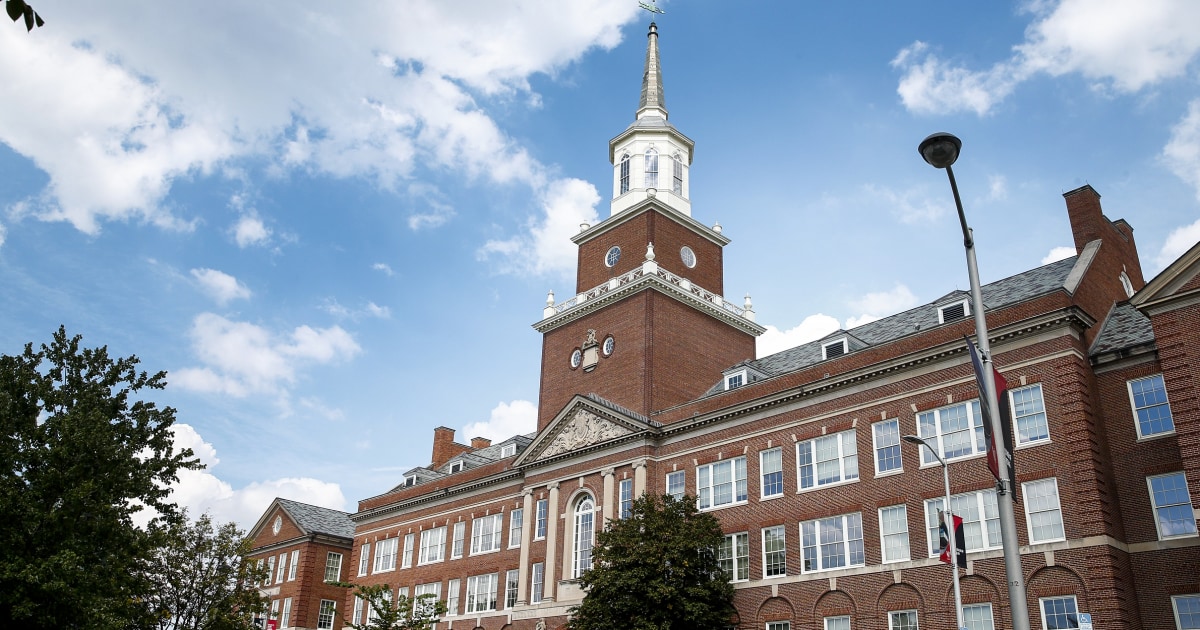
[965,337,1017,501]
[938,511,967,568]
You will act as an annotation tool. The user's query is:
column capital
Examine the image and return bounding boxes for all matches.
[600,467,615,477]
[522,488,534,497]
[632,459,648,470]
[547,481,560,491]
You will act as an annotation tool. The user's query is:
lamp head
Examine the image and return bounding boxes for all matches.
[901,435,926,446]
[918,132,962,169]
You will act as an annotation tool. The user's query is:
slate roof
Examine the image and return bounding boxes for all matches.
[585,393,660,427]
[277,498,354,539]
[1089,301,1155,355]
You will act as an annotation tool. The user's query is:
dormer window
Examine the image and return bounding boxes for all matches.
[938,299,970,324]
[448,460,464,474]
[672,152,683,195]
[619,154,630,195]
[500,443,517,458]
[403,475,417,487]
[724,370,746,390]
[822,339,848,359]
[645,148,658,189]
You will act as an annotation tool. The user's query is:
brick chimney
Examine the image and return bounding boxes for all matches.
[470,437,492,449]
[431,426,463,468]
[1064,184,1106,253]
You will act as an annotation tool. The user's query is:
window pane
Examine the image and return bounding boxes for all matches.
[1150,473,1198,538]
[1041,596,1079,629]
[1130,375,1174,437]
[1174,595,1200,630]
[1011,385,1049,443]
[1023,478,1065,542]
[874,419,902,473]
[963,603,994,630]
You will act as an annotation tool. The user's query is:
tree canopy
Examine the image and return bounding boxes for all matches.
[566,494,736,630]
[341,583,448,630]
[0,327,200,629]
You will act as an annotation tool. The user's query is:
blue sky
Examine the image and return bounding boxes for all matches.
[2,1,1199,528]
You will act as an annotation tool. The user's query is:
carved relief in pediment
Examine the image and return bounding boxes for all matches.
[539,409,630,458]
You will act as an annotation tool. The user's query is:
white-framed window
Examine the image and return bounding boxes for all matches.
[762,525,786,577]
[448,460,464,473]
[535,499,548,539]
[1010,384,1050,445]
[938,299,969,324]
[531,562,545,604]
[1173,594,1200,630]
[672,152,684,195]
[281,597,293,628]
[667,470,686,501]
[761,447,784,498]
[373,537,398,573]
[1039,595,1078,630]
[925,490,1000,554]
[1022,478,1066,543]
[466,573,498,613]
[822,338,848,359]
[697,456,748,510]
[1129,374,1175,438]
[501,443,517,458]
[917,399,985,464]
[717,532,749,582]
[645,147,659,189]
[801,513,864,573]
[265,556,275,586]
[1148,472,1198,539]
[323,552,342,583]
[766,623,791,630]
[963,603,994,630]
[725,370,746,390]
[288,550,299,581]
[879,504,910,563]
[451,521,466,558]
[1120,270,1135,297]
[401,533,415,568]
[620,478,634,518]
[358,543,370,576]
[446,578,460,616]
[889,610,918,630]
[471,514,503,554]
[317,600,336,630]
[276,553,287,583]
[351,596,364,627]
[419,526,447,564]
[271,600,279,623]
[873,419,902,475]
[825,616,850,630]
[368,589,391,623]
[505,569,519,608]
[255,559,264,585]
[797,430,859,490]
[509,508,523,547]
[619,154,630,195]
[573,495,595,578]
[414,582,441,618]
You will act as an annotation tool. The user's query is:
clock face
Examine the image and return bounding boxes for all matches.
[605,246,621,268]
[272,515,282,535]
[602,336,615,356]
[680,246,696,268]
[570,349,582,368]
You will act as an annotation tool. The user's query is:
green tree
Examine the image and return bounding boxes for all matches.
[143,511,268,630]
[0,327,200,629]
[566,494,736,630]
[341,584,447,630]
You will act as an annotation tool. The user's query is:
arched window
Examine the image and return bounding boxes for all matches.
[619,154,630,195]
[644,148,658,189]
[573,495,595,578]
[672,152,684,195]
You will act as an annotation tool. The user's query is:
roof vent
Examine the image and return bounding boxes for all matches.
[822,339,847,359]
[938,300,969,324]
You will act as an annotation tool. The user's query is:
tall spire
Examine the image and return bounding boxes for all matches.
[637,22,667,119]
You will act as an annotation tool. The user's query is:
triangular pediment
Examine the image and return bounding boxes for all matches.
[515,395,658,465]
[1132,240,1200,313]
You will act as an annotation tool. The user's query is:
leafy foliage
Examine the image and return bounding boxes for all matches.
[340,583,448,630]
[0,327,200,629]
[566,494,736,630]
[143,511,268,630]
[6,0,45,31]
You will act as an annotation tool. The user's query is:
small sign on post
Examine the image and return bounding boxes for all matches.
[1079,612,1093,630]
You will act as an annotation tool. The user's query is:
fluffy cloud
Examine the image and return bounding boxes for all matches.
[0,222,5,249]
[893,0,1200,116]
[461,399,538,443]
[321,299,392,321]
[478,177,602,276]
[1164,99,1200,200]
[845,284,919,328]
[1041,246,1077,265]
[190,268,251,305]
[173,313,361,397]
[863,184,948,224]
[372,263,394,276]
[232,215,272,248]
[756,314,842,358]
[1154,218,1200,271]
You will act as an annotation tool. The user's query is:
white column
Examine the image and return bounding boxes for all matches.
[516,489,534,606]
[633,459,648,496]
[544,482,560,602]
[601,467,615,524]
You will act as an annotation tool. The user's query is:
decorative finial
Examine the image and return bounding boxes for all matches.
[546,290,555,307]
[744,294,753,310]
[580,222,590,233]
[713,221,723,234]
[645,242,656,261]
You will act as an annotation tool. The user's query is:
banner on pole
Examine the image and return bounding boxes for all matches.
[965,337,1017,501]
[938,511,967,568]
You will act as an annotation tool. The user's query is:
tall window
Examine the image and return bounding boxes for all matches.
[373,538,398,573]
[573,495,595,578]
[505,569,519,608]
[873,419,902,474]
[825,617,850,630]
[697,456,747,510]
[419,526,446,564]
[1129,374,1174,438]
[531,562,545,604]
[717,532,749,581]
[918,400,985,463]
[401,533,415,568]
[925,490,1000,554]
[316,600,336,630]
[620,479,634,518]
[288,549,299,581]
[281,597,292,628]
[1010,384,1050,444]
[1148,472,1198,539]
[451,521,465,558]
[1173,595,1200,630]
[797,430,859,490]
[446,578,460,616]
[672,153,683,195]
[509,508,523,548]
[351,597,364,627]
[265,556,275,586]
[276,553,287,583]
[472,514,503,554]
[801,513,864,573]
[323,552,342,582]
[414,583,440,618]
[767,623,791,630]
[762,525,786,577]
[644,148,658,189]
[1039,596,1078,629]
[879,504,911,562]
[619,154,630,195]
[666,470,686,501]
[466,573,498,613]
[1022,478,1065,543]
[358,543,369,576]
[889,610,919,630]
[535,499,548,539]
[963,603,994,630]
[761,447,784,498]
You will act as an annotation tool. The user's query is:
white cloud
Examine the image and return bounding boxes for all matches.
[864,184,949,224]
[478,177,601,276]
[232,214,272,248]
[320,299,392,321]
[461,399,537,443]
[0,222,5,249]
[190,268,251,305]
[372,263,394,276]
[893,0,1200,116]
[406,183,456,230]
[846,284,919,328]
[1164,99,1200,200]
[987,174,1009,201]
[1154,218,1200,271]
[299,397,347,422]
[756,314,841,358]
[173,313,361,397]
[1041,246,1077,265]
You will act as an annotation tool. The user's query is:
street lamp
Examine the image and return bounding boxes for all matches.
[918,132,1031,630]
[902,434,963,629]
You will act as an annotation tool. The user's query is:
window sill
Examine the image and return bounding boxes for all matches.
[699,500,749,513]
[470,548,502,557]
[1014,438,1051,450]
[874,468,903,478]
[1136,431,1176,443]
[800,563,866,576]
[918,451,985,470]
[416,559,445,567]
[797,478,860,494]
[760,493,785,502]
[1158,532,1199,542]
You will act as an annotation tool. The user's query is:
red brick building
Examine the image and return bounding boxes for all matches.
[249,23,1199,630]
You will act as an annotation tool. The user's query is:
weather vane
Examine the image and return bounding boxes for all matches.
[638,0,665,15]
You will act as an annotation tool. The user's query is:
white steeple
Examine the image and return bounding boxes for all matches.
[608,23,695,217]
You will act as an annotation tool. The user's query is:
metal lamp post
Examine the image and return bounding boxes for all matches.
[918,132,1031,630]
[902,434,964,630]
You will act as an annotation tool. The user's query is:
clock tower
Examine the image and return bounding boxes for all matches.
[533,23,764,430]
